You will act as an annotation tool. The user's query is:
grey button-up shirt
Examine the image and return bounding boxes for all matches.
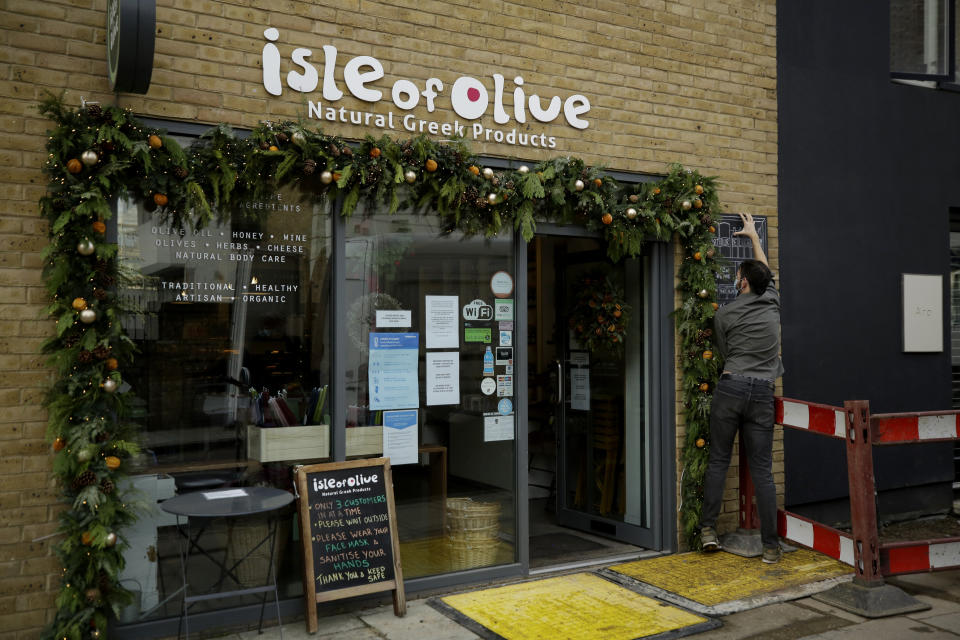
[714,284,784,381]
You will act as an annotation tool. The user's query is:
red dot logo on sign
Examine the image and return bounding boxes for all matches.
[451,76,488,120]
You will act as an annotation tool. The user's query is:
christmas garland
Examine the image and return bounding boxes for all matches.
[37,93,720,638]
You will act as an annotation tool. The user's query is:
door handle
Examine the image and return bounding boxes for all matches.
[554,359,563,406]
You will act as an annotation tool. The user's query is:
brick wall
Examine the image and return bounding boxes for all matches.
[0,0,776,633]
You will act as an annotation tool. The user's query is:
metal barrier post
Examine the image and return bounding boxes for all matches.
[720,439,764,557]
[845,400,883,586]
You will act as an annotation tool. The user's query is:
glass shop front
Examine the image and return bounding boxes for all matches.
[111,154,672,634]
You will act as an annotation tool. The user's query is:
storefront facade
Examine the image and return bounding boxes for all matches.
[0,1,777,637]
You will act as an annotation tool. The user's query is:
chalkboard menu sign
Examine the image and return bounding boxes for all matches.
[712,214,768,306]
[295,458,406,632]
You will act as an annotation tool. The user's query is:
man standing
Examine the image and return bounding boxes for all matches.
[699,212,784,563]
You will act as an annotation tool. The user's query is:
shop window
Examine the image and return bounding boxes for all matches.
[890,0,955,81]
[344,201,516,578]
[115,179,332,622]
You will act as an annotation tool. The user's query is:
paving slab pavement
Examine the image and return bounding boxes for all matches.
[194,567,960,640]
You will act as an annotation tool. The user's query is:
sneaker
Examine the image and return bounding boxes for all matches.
[700,526,720,552]
[762,546,783,564]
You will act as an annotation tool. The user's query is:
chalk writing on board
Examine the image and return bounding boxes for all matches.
[712,214,768,306]
[306,466,395,590]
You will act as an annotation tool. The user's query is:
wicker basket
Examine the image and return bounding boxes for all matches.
[225,517,289,588]
[445,497,501,540]
[447,534,501,569]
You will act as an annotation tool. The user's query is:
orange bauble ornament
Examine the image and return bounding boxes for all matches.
[693,252,702,261]
[81,531,93,546]
[468,165,480,175]
[695,184,704,195]
[268,145,279,151]
[425,158,438,172]
[652,187,661,195]
[105,357,119,371]
[702,350,713,360]
[53,437,66,452]
[593,178,603,188]
[66,158,83,174]
[696,437,706,448]
[369,147,381,158]
[148,134,163,149]
[104,456,121,470]
[711,302,719,311]
[699,382,709,392]
[71,297,88,311]
[92,220,106,234]
[153,193,168,207]
[601,213,613,225]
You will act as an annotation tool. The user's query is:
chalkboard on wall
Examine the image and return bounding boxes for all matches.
[711,214,768,306]
[295,458,406,632]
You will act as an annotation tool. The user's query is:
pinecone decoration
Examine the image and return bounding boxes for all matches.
[99,274,116,288]
[505,180,515,191]
[403,147,412,157]
[72,470,97,490]
[259,141,270,150]
[276,132,289,144]
[93,288,107,301]
[328,143,340,157]
[100,479,115,494]
[341,145,352,157]
[492,176,500,187]
[98,570,113,594]
[365,165,382,185]
[700,214,712,225]
[86,103,102,119]
[92,345,111,360]
[303,159,316,175]
[174,166,189,179]
[63,334,79,348]
[94,259,110,274]
[581,169,589,180]
[78,350,94,364]
[464,186,479,204]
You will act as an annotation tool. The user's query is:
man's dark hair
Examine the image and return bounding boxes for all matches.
[739,259,772,295]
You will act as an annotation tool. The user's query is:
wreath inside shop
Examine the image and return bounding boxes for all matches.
[37,92,722,639]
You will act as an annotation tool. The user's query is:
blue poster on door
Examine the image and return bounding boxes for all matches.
[369,333,420,410]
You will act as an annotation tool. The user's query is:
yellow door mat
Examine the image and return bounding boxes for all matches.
[430,572,720,640]
[601,549,853,616]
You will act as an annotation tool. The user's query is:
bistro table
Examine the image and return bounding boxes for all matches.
[161,486,294,639]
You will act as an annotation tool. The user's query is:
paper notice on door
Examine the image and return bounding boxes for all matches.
[426,352,460,406]
[376,309,411,328]
[484,413,514,441]
[368,333,419,410]
[425,295,458,349]
[570,368,590,411]
[383,409,418,465]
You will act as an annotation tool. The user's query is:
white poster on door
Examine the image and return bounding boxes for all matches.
[383,409,418,465]
[426,352,460,406]
[570,368,590,411]
[425,295,458,349]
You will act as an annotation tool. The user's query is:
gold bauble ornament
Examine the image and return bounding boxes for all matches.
[104,532,117,547]
[487,193,498,204]
[76,448,92,463]
[319,170,333,184]
[625,208,637,219]
[682,200,692,210]
[482,167,495,179]
[698,289,709,298]
[404,170,417,184]
[81,150,99,166]
[291,131,306,146]
[102,378,118,393]
[574,179,585,191]
[517,165,529,174]
[79,309,97,324]
[77,239,95,256]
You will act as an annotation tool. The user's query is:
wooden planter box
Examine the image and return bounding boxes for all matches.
[246,425,384,462]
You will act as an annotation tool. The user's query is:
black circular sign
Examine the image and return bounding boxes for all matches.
[107,0,155,94]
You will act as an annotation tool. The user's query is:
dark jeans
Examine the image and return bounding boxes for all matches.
[700,376,779,548]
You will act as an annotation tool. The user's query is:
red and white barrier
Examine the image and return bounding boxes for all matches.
[779,510,855,566]
[882,538,960,574]
[871,412,960,444]
[776,398,847,439]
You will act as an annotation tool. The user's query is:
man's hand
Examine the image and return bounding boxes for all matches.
[733,212,768,267]
[733,212,759,240]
